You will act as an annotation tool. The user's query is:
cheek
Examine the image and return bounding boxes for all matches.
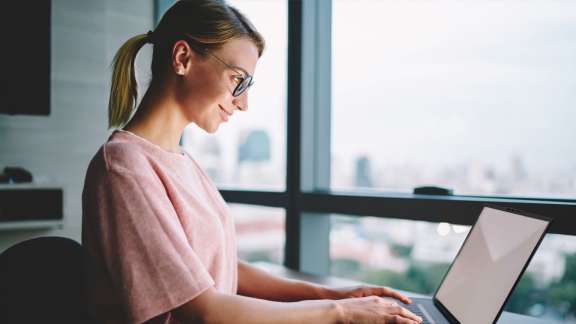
[194,74,230,103]
[177,78,215,111]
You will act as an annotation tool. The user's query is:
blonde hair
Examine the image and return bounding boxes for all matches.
[108,34,148,129]
[107,0,265,129]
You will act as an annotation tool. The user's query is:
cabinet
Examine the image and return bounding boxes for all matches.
[0,185,63,230]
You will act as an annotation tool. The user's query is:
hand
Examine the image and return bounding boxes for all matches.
[324,285,412,305]
[335,296,423,324]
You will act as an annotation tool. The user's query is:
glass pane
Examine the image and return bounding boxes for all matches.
[331,0,576,199]
[230,203,285,265]
[182,0,287,190]
[330,215,576,322]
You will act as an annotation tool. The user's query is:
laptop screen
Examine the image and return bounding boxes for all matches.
[435,206,550,324]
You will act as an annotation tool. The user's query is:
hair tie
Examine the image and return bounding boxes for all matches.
[146,30,155,44]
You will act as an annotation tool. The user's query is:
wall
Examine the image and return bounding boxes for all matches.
[0,0,153,251]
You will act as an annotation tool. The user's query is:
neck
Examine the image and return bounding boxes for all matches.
[123,82,188,152]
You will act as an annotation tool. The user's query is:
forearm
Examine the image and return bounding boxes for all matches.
[174,287,344,324]
[237,260,330,301]
[209,294,342,324]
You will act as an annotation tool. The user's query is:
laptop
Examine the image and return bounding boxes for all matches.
[401,205,552,324]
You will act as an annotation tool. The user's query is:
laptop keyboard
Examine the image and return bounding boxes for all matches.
[405,303,432,324]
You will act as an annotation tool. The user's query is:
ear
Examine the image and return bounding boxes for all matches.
[171,40,196,76]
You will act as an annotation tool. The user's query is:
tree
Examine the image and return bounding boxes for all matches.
[504,273,540,315]
[546,253,576,319]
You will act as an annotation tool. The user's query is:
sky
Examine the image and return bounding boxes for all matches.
[331,0,576,172]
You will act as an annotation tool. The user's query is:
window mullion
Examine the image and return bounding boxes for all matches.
[296,0,333,276]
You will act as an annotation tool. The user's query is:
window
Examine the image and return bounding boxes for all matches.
[331,0,576,199]
[328,2,576,321]
[231,203,285,264]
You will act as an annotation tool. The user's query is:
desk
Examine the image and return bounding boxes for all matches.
[253,262,561,324]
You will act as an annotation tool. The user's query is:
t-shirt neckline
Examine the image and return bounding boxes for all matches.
[115,129,187,157]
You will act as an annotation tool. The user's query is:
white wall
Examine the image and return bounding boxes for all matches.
[0,0,154,251]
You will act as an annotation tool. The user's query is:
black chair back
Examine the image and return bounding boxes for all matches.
[0,236,92,323]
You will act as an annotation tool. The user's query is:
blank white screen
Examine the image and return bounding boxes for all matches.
[436,207,549,324]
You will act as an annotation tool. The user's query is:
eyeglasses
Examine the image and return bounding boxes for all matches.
[205,51,254,97]
[183,36,254,97]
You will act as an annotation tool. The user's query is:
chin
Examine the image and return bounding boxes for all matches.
[201,123,220,134]
[196,117,223,134]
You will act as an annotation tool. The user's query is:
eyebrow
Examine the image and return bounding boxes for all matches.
[220,57,250,77]
[231,65,250,77]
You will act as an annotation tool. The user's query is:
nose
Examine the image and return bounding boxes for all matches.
[232,91,249,112]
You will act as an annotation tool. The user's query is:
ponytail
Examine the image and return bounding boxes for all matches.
[108,34,148,129]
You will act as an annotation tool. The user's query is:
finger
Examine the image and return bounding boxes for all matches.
[381,287,412,304]
[385,304,421,323]
[397,306,423,323]
[387,314,420,324]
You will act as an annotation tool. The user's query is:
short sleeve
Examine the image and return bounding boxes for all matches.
[87,165,214,323]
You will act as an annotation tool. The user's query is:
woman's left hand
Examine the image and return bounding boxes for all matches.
[322,285,413,304]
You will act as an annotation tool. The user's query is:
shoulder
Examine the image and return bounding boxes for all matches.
[85,137,152,183]
[102,139,151,174]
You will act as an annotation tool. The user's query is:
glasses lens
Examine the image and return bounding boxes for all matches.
[233,75,253,97]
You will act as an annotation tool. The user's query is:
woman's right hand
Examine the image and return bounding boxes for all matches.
[335,296,423,324]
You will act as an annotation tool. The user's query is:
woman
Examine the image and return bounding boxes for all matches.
[82,1,423,323]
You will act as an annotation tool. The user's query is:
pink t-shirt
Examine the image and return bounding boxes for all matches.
[82,130,238,324]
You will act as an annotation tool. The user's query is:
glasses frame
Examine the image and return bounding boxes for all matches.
[183,35,254,97]
[207,51,254,97]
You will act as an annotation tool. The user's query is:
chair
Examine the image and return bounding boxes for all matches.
[0,236,93,324]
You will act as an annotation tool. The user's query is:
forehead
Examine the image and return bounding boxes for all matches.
[215,37,259,75]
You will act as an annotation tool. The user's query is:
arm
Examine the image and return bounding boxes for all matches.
[173,287,341,324]
[173,287,423,324]
[237,260,329,301]
[237,260,412,304]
